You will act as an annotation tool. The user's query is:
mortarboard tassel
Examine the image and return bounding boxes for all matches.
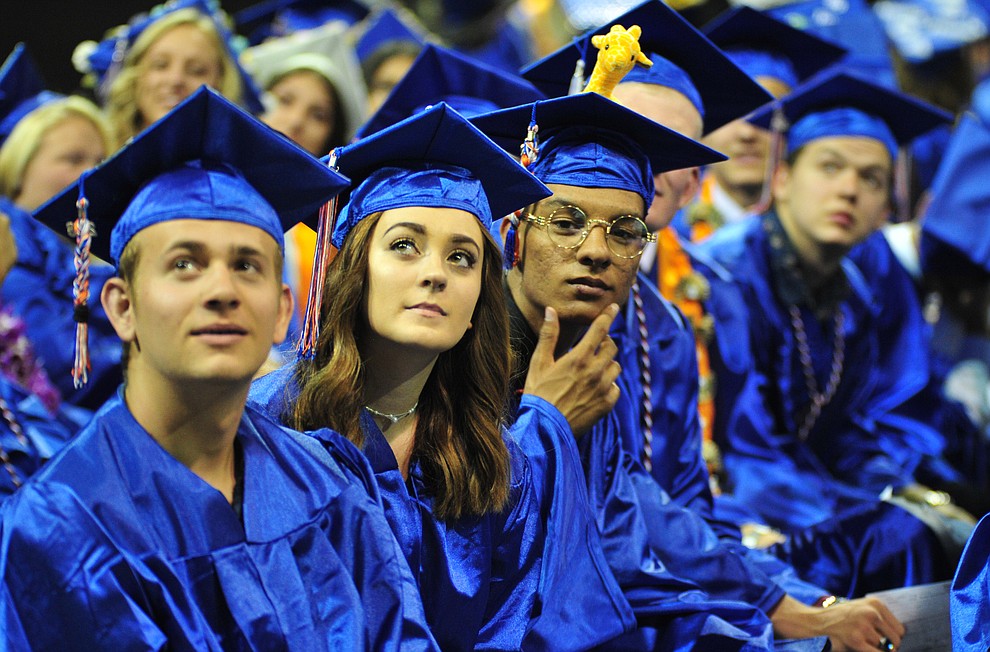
[71,176,93,388]
[299,149,341,359]
[508,104,541,269]
[754,105,788,215]
[892,145,911,222]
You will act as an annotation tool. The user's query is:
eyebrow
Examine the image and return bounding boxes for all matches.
[539,198,643,220]
[164,241,267,259]
[383,221,481,250]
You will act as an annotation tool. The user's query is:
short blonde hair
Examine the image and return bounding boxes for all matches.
[106,8,242,148]
[0,95,113,199]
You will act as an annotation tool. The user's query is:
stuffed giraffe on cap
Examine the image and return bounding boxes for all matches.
[583,24,652,99]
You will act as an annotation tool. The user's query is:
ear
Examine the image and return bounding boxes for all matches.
[271,282,295,346]
[770,160,791,205]
[497,215,511,241]
[636,50,652,67]
[591,34,604,49]
[677,168,702,210]
[101,277,137,343]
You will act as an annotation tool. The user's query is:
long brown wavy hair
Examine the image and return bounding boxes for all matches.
[290,211,512,521]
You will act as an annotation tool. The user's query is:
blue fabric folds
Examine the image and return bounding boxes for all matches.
[251,365,635,650]
[333,163,491,249]
[111,162,284,263]
[952,513,990,650]
[0,389,437,650]
[788,108,898,159]
[529,127,655,211]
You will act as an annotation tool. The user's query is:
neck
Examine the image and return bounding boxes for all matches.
[775,206,845,286]
[723,180,764,212]
[360,336,438,478]
[124,367,246,503]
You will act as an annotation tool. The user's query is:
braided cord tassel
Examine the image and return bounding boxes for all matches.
[754,106,788,215]
[631,281,654,473]
[299,150,341,359]
[71,189,92,388]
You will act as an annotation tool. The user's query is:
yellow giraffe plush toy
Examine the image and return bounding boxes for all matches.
[583,24,652,99]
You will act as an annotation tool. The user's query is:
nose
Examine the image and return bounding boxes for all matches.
[836,167,860,200]
[420,253,448,291]
[204,265,240,311]
[576,221,612,270]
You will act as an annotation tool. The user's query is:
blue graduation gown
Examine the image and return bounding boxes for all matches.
[251,365,634,651]
[630,251,950,596]
[0,196,121,410]
[849,231,990,503]
[699,214,950,526]
[951,513,990,650]
[504,291,817,651]
[0,389,436,651]
[0,376,81,501]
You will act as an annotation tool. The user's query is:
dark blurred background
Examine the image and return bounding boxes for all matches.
[0,1,259,94]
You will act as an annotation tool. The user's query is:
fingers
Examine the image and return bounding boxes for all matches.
[530,306,560,371]
[571,303,620,358]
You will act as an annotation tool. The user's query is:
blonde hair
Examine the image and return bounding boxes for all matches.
[0,95,113,199]
[106,8,242,148]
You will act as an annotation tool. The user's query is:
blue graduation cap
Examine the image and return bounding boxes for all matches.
[520,0,771,133]
[291,102,548,356]
[921,78,990,275]
[470,93,725,204]
[74,0,263,114]
[0,44,62,144]
[35,86,348,264]
[873,0,990,64]
[356,44,545,138]
[766,0,897,89]
[236,0,371,43]
[353,7,428,63]
[33,86,348,387]
[332,102,551,246]
[747,70,952,158]
[702,6,846,89]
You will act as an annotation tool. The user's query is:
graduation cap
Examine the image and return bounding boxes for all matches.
[520,0,771,133]
[74,0,263,114]
[0,44,63,144]
[470,93,726,208]
[332,102,551,246]
[702,6,846,89]
[356,43,545,138]
[747,70,952,158]
[292,102,549,356]
[236,0,371,44]
[353,7,428,63]
[32,86,349,387]
[873,0,990,64]
[766,0,897,89]
[921,78,990,275]
[241,20,368,142]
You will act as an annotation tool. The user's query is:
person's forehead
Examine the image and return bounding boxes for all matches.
[612,83,703,139]
[133,218,280,253]
[797,136,893,167]
[542,183,645,215]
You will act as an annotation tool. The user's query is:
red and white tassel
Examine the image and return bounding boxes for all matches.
[299,149,341,359]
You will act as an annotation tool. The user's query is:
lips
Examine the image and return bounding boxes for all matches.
[568,276,610,290]
[408,302,448,316]
[191,324,248,336]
